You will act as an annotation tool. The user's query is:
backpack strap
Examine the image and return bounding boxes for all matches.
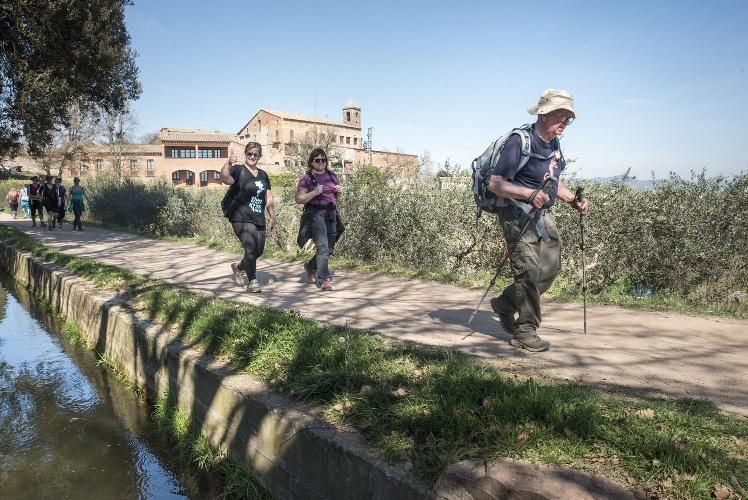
[506,125,563,180]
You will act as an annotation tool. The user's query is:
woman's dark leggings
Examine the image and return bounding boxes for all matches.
[72,202,83,229]
[231,221,266,281]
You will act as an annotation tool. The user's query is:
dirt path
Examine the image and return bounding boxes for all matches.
[3,215,746,416]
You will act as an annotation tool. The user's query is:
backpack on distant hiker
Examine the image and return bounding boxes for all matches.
[470,124,560,218]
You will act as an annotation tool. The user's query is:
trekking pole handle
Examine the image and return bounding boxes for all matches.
[574,186,585,206]
[527,176,557,208]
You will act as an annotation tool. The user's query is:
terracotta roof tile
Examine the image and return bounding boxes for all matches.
[159,128,238,143]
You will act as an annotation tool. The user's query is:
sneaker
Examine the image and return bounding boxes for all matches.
[320,278,334,291]
[303,262,316,284]
[31,222,36,227]
[509,335,551,352]
[40,221,46,227]
[231,262,249,287]
[490,297,516,334]
[247,279,262,293]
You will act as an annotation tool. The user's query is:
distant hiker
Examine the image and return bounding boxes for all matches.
[41,175,59,230]
[54,177,67,227]
[28,177,45,227]
[295,148,343,292]
[487,89,588,352]
[5,187,20,218]
[68,177,88,231]
[220,142,276,293]
[19,186,30,218]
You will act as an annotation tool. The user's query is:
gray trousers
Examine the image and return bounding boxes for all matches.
[495,207,561,338]
[306,213,337,282]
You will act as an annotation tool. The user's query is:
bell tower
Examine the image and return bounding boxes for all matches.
[342,99,361,129]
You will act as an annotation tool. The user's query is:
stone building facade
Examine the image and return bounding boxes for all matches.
[237,101,418,175]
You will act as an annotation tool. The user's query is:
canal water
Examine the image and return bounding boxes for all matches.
[0,273,223,499]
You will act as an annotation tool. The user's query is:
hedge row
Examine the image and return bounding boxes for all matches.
[5,168,745,308]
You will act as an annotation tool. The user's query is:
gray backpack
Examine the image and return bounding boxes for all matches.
[471,124,558,218]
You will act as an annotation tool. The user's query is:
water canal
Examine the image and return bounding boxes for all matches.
[0,272,223,499]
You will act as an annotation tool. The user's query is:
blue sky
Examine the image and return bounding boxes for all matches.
[125,0,748,179]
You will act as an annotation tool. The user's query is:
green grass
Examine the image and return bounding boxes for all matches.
[2,223,747,498]
[0,224,144,288]
[153,396,270,500]
[551,280,748,319]
[140,285,747,498]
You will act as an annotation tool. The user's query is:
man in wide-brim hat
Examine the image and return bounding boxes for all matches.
[487,89,589,352]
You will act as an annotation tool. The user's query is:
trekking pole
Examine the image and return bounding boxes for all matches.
[575,186,587,335]
[465,176,556,331]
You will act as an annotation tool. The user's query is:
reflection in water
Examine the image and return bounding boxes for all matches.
[0,274,221,499]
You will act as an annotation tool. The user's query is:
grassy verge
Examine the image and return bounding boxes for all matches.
[2,223,747,498]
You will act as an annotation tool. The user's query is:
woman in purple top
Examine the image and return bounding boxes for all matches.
[295,148,342,291]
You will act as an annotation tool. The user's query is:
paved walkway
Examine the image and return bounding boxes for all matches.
[2,215,747,416]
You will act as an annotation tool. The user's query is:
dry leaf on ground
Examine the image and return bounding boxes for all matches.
[516,432,528,446]
[713,483,731,499]
[714,483,730,500]
[635,408,656,419]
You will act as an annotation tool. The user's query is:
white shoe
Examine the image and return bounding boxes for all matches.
[231,263,249,287]
[247,279,262,293]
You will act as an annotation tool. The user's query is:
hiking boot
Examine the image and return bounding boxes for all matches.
[490,297,516,334]
[231,262,249,287]
[510,335,551,352]
[247,279,262,293]
[320,278,334,291]
[303,262,316,284]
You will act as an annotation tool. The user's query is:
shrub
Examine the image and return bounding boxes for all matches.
[76,170,748,310]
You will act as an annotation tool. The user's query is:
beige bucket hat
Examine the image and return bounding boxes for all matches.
[527,89,575,116]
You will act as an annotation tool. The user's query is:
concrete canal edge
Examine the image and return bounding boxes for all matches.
[0,242,635,500]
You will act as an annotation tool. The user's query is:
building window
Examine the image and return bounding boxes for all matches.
[200,171,208,183]
[95,159,103,171]
[346,137,351,145]
[339,135,344,143]
[213,171,221,180]
[275,130,279,142]
[198,148,223,158]
[186,170,194,185]
[129,159,138,175]
[169,148,196,158]
[146,159,155,176]
[290,130,294,142]
[258,119,261,129]
[353,138,358,146]
[346,111,351,121]
[331,135,336,143]
[80,164,89,177]
[172,171,181,181]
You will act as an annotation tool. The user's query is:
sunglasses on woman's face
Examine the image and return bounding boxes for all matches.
[246,152,261,159]
[313,158,327,164]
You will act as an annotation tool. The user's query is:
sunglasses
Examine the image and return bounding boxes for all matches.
[561,116,575,125]
[246,152,261,159]
[313,158,327,164]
